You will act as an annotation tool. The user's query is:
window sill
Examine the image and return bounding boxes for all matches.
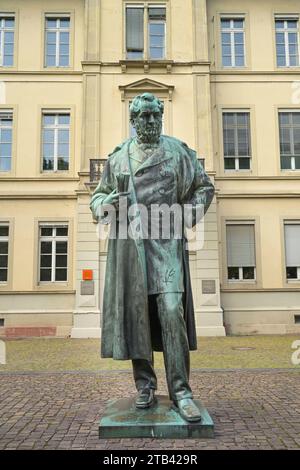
[40,171,70,176]
[221,281,259,291]
[223,170,252,175]
[276,66,300,70]
[43,66,72,70]
[0,289,75,294]
[36,283,70,290]
[218,66,249,72]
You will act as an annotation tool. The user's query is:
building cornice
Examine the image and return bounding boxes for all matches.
[81,60,211,66]
[0,290,76,295]
[81,60,211,74]
[0,70,82,76]
[217,193,300,198]
[221,288,300,293]
[0,177,80,182]
[215,176,300,180]
[0,193,77,199]
[211,70,300,76]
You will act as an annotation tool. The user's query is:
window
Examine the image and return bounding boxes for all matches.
[284,223,300,280]
[279,112,300,170]
[45,16,70,67]
[221,17,245,67]
[275,18,299,67]
[0,224,9,283]
[39,225,68,283]
[0,16,14,66]
[42,113,70,172]
[126,4,166,60]
[148,7,166,59]
[223,112,251,170]
[0,112,12,172]
[226,224,256,281]
[126,6,144,59]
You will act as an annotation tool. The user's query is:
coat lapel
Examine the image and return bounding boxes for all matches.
[124,140,148,287]
[128,137,173,175]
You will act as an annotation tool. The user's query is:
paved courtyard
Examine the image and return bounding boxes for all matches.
[0,368,299,450]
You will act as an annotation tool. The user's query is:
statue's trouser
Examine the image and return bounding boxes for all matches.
[132,292,193,403]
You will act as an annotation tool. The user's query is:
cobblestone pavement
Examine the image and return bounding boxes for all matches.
[0,369,299,450]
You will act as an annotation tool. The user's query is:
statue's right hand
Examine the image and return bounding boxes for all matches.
[103,188,130,210]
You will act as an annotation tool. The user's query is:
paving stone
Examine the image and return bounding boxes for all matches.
[0,370,299,450]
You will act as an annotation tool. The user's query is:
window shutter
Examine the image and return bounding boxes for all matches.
[227,224,255,267]
[0,112,13,121]
[126,8,144,51]
[148,8,166,21]
[285,224,300,266]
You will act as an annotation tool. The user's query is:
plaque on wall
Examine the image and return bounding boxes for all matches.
[80,280,95,296]
[202,280,216,294]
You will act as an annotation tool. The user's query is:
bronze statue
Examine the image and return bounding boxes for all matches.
[90,93,214,422]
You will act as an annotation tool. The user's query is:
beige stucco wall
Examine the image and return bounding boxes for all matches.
[1,0,299,337]
[0,198,76,335]
[207,0,300,72]
[1,81,82,178]
[99,73,205,155]
[71,0,224,337]
[208,0,300,334]
[0,0,84,336]
[99,0,197,63]
[2,0,84,71]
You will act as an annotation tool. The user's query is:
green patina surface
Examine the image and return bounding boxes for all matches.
[99,395,214,439]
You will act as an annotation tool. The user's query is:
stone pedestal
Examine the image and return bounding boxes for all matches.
[99,395,214,439]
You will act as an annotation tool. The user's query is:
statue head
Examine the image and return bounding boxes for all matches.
[130,93,164,144]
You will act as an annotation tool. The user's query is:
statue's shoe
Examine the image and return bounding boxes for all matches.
[135,388,155,409]
[175,398,202,422]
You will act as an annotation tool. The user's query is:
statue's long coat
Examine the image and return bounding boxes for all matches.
[90,136,215,361]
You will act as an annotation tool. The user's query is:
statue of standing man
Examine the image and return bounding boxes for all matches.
[90,93,214,422]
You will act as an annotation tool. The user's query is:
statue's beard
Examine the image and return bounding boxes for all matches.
[134,121,162,144]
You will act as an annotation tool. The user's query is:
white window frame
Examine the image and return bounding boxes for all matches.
[0,223,9,284]
[222,111,251,171]
[275,17,300,68]
[38,224,68,284]
[45,15,70,67]
[148,5,166,59]
[291,267,300,280]
[278,110,300,171]
[284,222,300,281]
[221,17,245,68]
[227,266,257,282]
[0,14,14,67]
[42,112,70,172]
[0,110,13,172]
[125,3,166,60]
[226,223,256,283]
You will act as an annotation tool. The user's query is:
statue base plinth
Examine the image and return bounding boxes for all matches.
[99,395,214,439]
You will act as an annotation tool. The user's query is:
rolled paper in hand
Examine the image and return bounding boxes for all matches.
[116,173,130,193]
[122,173,130,193]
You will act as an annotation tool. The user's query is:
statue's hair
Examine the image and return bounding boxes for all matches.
[129,93,164,122]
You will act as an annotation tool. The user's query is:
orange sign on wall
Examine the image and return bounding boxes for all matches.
[82,269,93,281]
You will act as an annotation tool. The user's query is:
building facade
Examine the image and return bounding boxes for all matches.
[0,0,299,338]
